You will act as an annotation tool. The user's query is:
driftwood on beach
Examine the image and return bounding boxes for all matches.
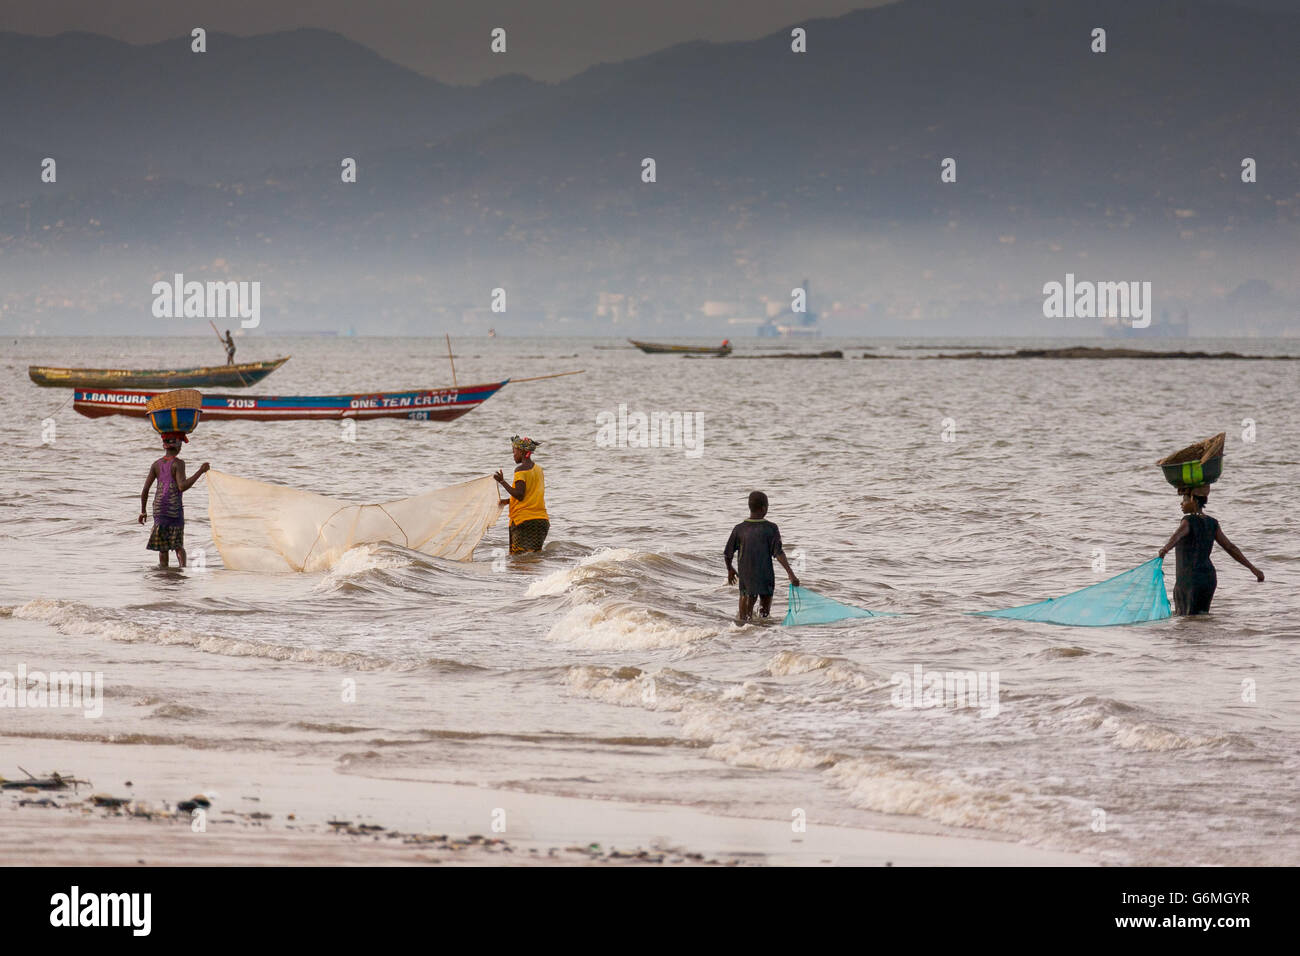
[0,769,88,790]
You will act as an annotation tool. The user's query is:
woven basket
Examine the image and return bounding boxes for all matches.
[1157,432,1225,466]
[146,389,203,435]
[145,389,203,413]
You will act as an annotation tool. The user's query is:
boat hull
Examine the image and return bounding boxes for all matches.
[627,339,732,355]
[73,381,508,422]
[29,357,291,389]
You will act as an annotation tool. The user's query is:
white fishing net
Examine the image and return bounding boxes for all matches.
[206,470,505,572]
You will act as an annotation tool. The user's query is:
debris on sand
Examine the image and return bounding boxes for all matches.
[5,777,745,865]
[1,768,88,791]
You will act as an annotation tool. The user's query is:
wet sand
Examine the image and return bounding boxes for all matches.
[2,741,1087,866]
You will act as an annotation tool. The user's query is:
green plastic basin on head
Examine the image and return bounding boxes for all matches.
[1160,455,1222,489]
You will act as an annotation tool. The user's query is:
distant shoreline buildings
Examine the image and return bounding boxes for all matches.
[1103,308,1190,338]
[725,279,821,338]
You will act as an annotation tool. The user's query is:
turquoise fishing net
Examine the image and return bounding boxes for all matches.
[970,556,1170,627]
[782,584,897,626]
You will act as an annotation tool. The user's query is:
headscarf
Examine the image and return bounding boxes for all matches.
[511,435,540,457]
[162,431,189,444]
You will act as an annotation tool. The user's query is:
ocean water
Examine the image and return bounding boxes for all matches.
[2,334,1297,864]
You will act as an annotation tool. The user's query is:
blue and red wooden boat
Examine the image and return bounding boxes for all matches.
[73,381,509,423]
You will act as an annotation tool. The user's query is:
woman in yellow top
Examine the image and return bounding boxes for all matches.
[494,435,549,554]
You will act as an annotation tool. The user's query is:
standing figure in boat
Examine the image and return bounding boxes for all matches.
[1158,488,1263,615]
[139,432,210,568]
[224,330,236,365]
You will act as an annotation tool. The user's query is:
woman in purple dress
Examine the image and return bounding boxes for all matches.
[138,432,209,568]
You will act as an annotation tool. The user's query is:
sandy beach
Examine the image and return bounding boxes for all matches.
[3,739,1086,866]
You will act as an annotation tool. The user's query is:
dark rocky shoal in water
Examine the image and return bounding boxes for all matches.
[912,346,1300,360]
[727,350,844,359]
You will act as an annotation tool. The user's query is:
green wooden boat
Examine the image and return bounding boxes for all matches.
[28,356,290,389]
[628,339,732,355]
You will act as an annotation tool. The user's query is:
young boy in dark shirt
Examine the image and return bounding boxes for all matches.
[724,490,799,623]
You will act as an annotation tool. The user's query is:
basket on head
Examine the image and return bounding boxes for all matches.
[1157,432,1225,490]
[145,389,203,436]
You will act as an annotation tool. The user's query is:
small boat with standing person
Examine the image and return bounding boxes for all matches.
[29,356,290,389]
[628,338,732,356]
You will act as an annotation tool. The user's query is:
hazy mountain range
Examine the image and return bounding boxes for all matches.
[1,0,1297,336]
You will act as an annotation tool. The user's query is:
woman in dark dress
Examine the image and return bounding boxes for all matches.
[1158,489,1263,615]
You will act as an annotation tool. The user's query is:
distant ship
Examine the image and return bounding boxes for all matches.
[758,278,820,338]
[1103,309,1190,338]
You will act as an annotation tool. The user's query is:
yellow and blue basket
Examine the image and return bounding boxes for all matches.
[144,389,203,436]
